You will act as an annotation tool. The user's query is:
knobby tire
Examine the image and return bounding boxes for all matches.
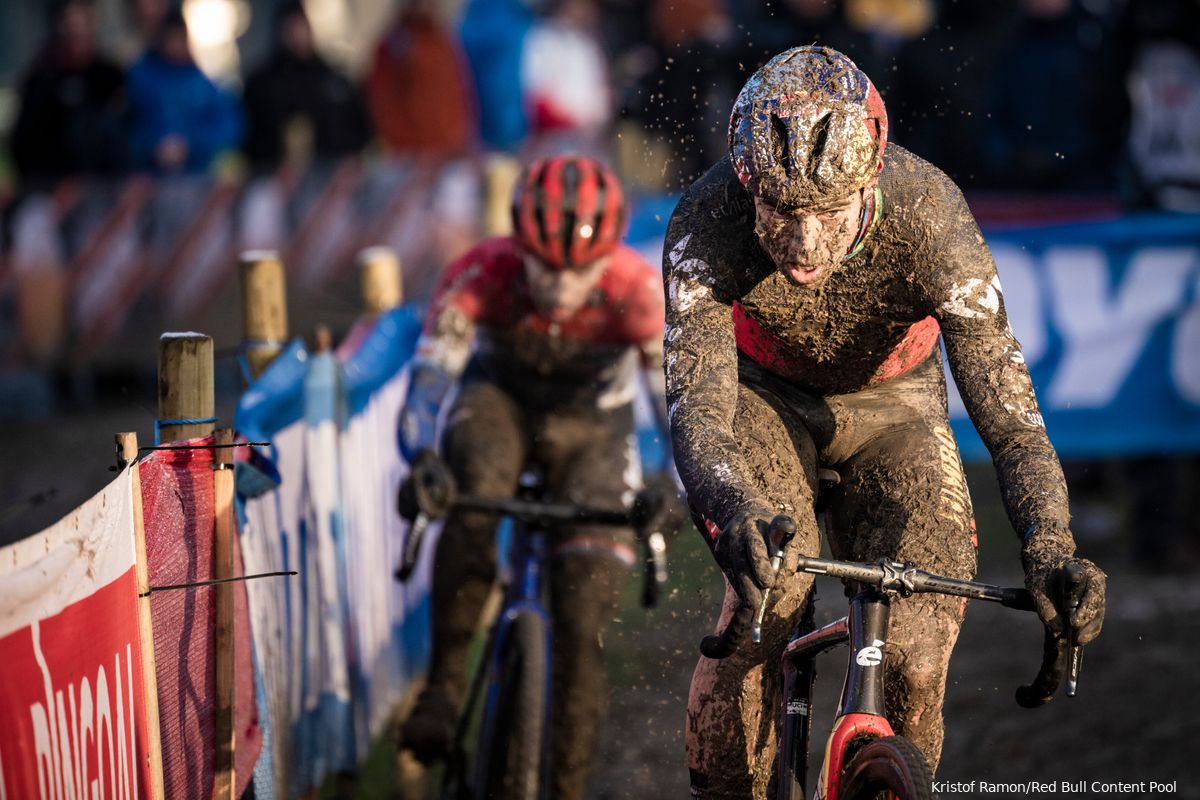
[481,611,547,800]
[839,735,933,800]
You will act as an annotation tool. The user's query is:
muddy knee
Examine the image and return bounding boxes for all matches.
[884,599,962,769]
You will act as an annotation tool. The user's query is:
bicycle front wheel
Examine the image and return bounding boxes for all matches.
[839,735,932,800]
[481,610,548,800]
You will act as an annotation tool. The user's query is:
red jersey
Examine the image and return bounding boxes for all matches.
[416,236,664,409]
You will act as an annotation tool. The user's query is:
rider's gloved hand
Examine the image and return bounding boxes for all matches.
[397,363,454,462]
[1022,530,1106,645]
[397,449,456,521]
[697,502,780,658]
[634,471,689,542]
[712,503,779,608]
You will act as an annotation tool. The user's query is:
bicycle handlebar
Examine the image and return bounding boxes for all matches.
[700,515,1085,708]
[396,485,670,608]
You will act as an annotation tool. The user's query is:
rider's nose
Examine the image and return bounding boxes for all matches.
[795,215,823,256]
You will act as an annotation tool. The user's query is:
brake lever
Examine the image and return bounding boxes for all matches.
[1062,561,1087,697]
[752,516,797,643]
[1015,561,1089,707]
[395,512,429,583]
[641,531,668,608]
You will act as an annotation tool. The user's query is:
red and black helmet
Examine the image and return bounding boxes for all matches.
[512,155,627,271]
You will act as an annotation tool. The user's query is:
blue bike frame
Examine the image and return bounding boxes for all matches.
[472,517,555,797]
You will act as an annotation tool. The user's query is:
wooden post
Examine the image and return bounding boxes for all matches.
[313,323,333,354]
[483,155,520,237]
[211,427,236,800]
[357,246,403,315]
[239,250,288,380]
[157,333,215,444]
[116,432,166,800]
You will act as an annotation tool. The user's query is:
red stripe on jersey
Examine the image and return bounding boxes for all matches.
[732,303,939,390]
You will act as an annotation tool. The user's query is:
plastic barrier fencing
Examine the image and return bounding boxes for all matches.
[235,306,428,797]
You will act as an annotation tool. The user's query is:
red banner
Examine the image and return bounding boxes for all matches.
[0,469,156,800]
[0,573,154,800]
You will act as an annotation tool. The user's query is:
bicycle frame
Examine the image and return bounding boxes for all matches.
[778,587,897,800]
[470,514,555,799]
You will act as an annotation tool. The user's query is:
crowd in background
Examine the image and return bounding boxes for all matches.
[0,0,1198,568]
[4,0,1200,203]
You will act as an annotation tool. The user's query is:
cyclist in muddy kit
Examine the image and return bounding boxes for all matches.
[397,154,669,800]
[663,47,1107,798]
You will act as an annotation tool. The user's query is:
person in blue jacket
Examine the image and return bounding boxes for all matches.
[126,8,243,174]
[459,0,533,152]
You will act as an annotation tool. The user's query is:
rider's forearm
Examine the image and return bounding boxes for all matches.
[398,310,474,459]
[663,299,763,528]
[943,324,1072,553]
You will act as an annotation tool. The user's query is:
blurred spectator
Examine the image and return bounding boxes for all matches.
[731,0,872,72]
[521,0,614,152]
[11,0,129,187]
[459,0,535,152]
[113,0,171,63]
[634,0,734,185]
[242,1,371,172]
[1113,0,1200,571]
[126,8,244,174]
[7,0,130,367]
[890,3,1015,187]
[364,0,476,159]
[1118,0,1200,211]
[985,0,1124,191]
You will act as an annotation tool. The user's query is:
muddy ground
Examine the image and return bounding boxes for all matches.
[591,466,1200,800]
[5,405,1197,800]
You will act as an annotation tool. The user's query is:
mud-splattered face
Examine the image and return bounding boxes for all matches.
[523,253,609,320]
[752,189,864,285]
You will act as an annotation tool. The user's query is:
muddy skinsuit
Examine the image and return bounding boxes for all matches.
[413,237,664,800]
[663,145,1078,798]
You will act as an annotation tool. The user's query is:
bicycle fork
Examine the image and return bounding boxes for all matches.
[778,587,895,800]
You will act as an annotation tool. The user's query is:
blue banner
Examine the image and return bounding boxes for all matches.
[627,200,1200,460]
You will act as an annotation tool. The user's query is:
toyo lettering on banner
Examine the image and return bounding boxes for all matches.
[945,213,1200,459]
[628,203,1200,459]
[0,468,157,800]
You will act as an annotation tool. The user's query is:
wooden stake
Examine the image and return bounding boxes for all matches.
[239,250,288,380]
[357,246,403,315]
[313,323,333,354]
[483,155,520,237]
[211,427,236,800]
[157,333,215,444]
[116,432,166,800]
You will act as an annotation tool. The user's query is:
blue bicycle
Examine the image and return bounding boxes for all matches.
[397,460,670,800]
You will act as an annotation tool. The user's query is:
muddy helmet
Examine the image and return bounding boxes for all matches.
[729,46,888,209]
[512,155,627,271]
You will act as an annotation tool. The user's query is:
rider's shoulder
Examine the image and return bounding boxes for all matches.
[672,156,754,224]
[602,244,664,303]
[465,236,523,264]
[445,236,523,278]
[879,144,970,218]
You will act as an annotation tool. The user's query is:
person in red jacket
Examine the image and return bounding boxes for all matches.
[397,155,667,800]
[364,0,475,158]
